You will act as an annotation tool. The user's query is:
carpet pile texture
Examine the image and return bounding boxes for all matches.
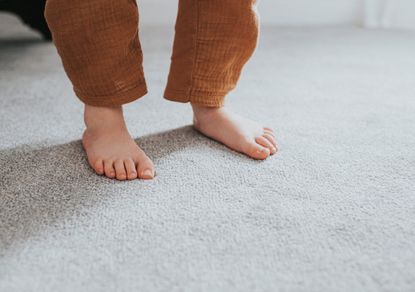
[1,14,415,292]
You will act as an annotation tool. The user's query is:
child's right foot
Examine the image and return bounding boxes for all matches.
[82,105,154,180]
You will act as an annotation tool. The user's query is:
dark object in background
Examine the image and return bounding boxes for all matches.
[0,0,51,40]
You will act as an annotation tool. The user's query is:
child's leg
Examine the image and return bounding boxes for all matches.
[45,0,154,180]
[164,0,277,160]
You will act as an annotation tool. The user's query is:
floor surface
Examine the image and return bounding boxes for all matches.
[1,14,415,292]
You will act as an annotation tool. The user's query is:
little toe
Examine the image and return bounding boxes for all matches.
[125,159,138,180]
[264,127,274,133]
[104,160,116,178]
[136,153,155,180]
[256,136,277,155]
[114,159,127,181]
[93,159,104,175]
[245,141,270,160]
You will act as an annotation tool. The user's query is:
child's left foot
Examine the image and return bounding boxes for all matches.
[192,104,277,160]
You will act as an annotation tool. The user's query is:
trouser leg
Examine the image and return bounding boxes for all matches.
[44,0,147,106]
[164,0,259,107]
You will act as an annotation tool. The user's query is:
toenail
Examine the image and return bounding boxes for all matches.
[143,169,153,177]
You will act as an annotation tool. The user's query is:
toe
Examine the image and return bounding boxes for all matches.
[114,159,127,181]
[264,129,275,138]
[136,152,155,180]
[93,159,104,175]
[256,136,277,155]
[124,159,138,180]
[262,133,278,151]
[264,127,274,133]
[104,160,116,178]
[244,141,270,160]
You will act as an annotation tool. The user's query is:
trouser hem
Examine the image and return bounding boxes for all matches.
[164,89,225,108]
[75,83,148,107]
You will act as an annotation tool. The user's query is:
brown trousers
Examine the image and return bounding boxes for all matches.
[44,0,259,107]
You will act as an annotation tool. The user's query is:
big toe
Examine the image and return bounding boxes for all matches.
[135,152,155,180]
[244,140,271,160]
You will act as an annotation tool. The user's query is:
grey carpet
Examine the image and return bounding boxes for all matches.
[1,13,415,292]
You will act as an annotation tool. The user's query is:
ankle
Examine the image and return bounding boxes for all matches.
[84,104,127,131]
[191,103,223,117]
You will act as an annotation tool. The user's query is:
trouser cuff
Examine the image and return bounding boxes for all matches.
[75,82,148,107]
[164,88,225,108]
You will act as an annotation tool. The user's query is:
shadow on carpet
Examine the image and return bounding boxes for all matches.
[0,125,249,254]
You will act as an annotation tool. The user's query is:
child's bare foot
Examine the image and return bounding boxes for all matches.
[82,105,154,180]
[192,104,277,160]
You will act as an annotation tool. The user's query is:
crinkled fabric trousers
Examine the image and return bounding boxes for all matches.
[44,0,259,107]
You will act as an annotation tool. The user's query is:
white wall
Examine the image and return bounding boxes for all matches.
[139,0,363,26]
[259,0,362,26]
[364,0,415,29]
[139,0,415,29]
